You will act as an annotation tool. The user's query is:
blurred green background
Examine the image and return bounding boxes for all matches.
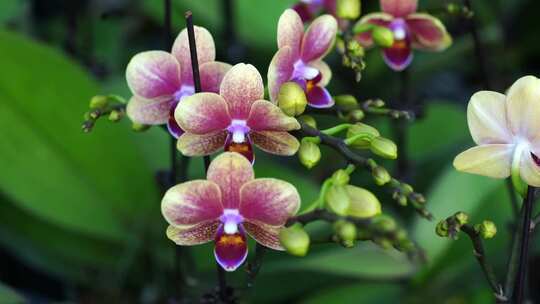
[0,0,539,303]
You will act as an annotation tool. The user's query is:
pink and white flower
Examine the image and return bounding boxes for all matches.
[162,152,301,271]
[174,63,301,163]
[268,9,338,108]
[125,26,231,138]
[356,0,451,71]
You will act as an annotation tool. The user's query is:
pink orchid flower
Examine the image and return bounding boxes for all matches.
[162,152,301,271]
[356,0,451,71]
[293,0,336,23]
[268,9,338,108]
[175,63,301,163]
[125,26,231,138]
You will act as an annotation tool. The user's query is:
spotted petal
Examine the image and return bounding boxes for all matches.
[166,222,220,246]
[162,180,223,226]
[268,46,296,103]
[220,63,265,119]
[356,13,393,48]
[200,61,232,93]
[301,14,338,62]
[250,131,300,156]
[407,13,451,51]
[506,76,540,141]
[126,95,172,125]
[247,100,300,132]
[177,130,228,156]
[172,26,216,83]
[381,0,417,17]
[453,144,513,178]
[239,178,300,226]
[278,9,304,58]
[243,221,284,250]
[467,91,512,145]
[207,152,255,209]
[126,51,181,99]
[175,92,231,134]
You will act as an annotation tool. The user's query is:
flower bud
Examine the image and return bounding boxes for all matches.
[475,220,497,239]
[299,139,321,169]
[337,0,361,19]
[346,123,380,149]
[334,220,357,248]
[89,95,109,109]
[332,169,350,186]
[348,109,365,122]
[132,122,150,132]
[372,99,385,107]
[325,185,351,216]
[278,82,308,117]
[345,185,381,218]
[279,224,310,257]
[454,212,469,226]
[370,136,397,159]
[372,26,394,48]
[108,109,124,122]
[347,40,364,57]
[372,214,396,232]
[436,220,449,237]
[334,95,358,111]
[372,166,391,186]
[298,115,317,129]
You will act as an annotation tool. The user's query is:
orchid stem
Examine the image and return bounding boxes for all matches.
[393,69,411,180]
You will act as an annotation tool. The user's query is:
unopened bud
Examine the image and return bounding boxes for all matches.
[347,40,364,57]
[334,95,358,111]
[454,212,469,226]
[336,0,361,19]
[299,139,321,169]
[370,136,397,159]
[332,169,350,186]
[298,115,317,129]
[89,95,109,109]
[279,224,310,257]
[348,109,365,122]
[334,220,357,248]
[372,99,385,107]
[346,123,379,149]
[373,215,396,232]
[436,220,449,237]
[345,185,381,218]
[372,166,391,186]
[278,82,308,117]
[132,123,150,132]
[372,26,394,48]
[108,109,123,122]
[475,220,497,239]
[325,185,351,216]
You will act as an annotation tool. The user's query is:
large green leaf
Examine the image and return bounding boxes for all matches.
[0,282,24,304]
[300,283,401,304]
[0,29,160,241]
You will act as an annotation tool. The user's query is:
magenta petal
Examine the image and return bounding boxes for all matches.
[126,51,181,99]
[268,47,296,103]
[381,0,418,17]
[300,14,338,62]
[293,3,314,22]
[383,44,413,71]
[306,86,334,108]
[214,225,248,272]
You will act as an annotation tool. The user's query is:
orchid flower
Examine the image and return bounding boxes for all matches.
[125,26,231,138]
[356,0,451,71]
[454,76,540,187]
[162,152,301,271]
[293,0,336,23]
[268,9,338,108]
[175,63,301,163]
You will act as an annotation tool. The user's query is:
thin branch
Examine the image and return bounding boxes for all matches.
[533,213,540,231]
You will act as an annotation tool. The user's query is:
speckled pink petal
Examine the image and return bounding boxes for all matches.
[407,13,451,51]
[177,130,228,156]
[301,14,338,62]
[278,9,304,58]
[268,46,296,103]
[381,0,417,17]
[126,95,172,125]
[172,26,216,83]
[207,152,255,209]
[239,178,300,226]
[220,63,265,119]
[247,100,300,132]
[126,51,181,99]
[356,13,393,48]
[162,180,223,226]
[166,222,220,246]
[200,61,232,93]
[250,131,300,156]
[175,92,231,134]
[214,225,248,272]
[243,221,284,250]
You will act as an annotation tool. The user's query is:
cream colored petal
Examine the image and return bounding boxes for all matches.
[453,144,514,178]
[519,151,540,187]
[506,76,540,140]
[467,91,512,145]
[309,60,332,87]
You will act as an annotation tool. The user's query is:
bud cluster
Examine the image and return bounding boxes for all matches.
[436,211,497,240]
[82,95,130,133]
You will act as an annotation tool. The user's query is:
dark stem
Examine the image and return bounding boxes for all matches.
[463,0,492,90]
[533,213,540,231]
[393,70,411,180]
[246,243,267,287]
[513,186,536,303]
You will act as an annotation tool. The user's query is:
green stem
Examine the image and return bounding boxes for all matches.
[321,123,352,135]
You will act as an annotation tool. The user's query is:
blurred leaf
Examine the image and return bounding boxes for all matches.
[0,0,26,25]
[0,282,24,304]
[0,29,160,241]
[300,283,401,304]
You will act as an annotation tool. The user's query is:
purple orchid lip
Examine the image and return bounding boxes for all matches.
[167,85,195,138]
[220,209,244,234]
[174,84,195,102]
[532,153,540,167]
[292,60,319,81]
[227,119,251,144]
[214,211,248,272]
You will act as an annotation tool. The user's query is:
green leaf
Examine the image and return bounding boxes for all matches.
[0,282,24,304]
[300,283,401,304]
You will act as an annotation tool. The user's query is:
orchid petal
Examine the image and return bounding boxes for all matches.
[167,114,184,139]
[268,46,296,103]
[175,92,231,134]
[200,61,232,93]
[172,26,216,83]
[126,95,171,125]
[506,76,540,141]
[356,13,393,48]
[453,144,513,178]
[214,225,248,271]
[301,14,338,62]
[407,13,451,51]
[306,86,334,108]
[239,178,300,226]
[166,222,220,245]
[247,100,301,132]
[126,51,181,99]
[177,131,228,156]
[207,152,255,209]
[520,152,540,187]
[162,180,223,226]
[250,131,300,156]
[467,91,512,145]
[220,63,265,119]
[383,43,413,71]
[243,222,284,250]
[278,9,304,58]
[381,0,417,17]
[309,60,332,87]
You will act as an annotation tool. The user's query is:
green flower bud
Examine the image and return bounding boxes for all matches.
[89,95,109,109]
[345,185,381,218]
[436,220,449,237]
[108,109,123,122]
[372,99,385,107]
[372,166,391,186]
[279,224,310,257]
[334,95,358,111]
[299,139,321,169]
[298,115,317,129]
[475,220,497,239]
[332,169,350,186]
[336,0,361,19]
[132,123,150,132]
[454,212,469,226]
[372,214,396,232]
[334,220,357,248]
[278,82,308,117]
[325,185,351,216]
[346,123,380,149]
[370,136,397,159]
[348,109,365,122]
[347,40,364,57]
[372,26,394,48]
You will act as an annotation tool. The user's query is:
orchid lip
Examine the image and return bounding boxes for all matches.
[227,119,250,143]
[173,84,195,102]
[532,153,540,167]
[389,18,408,41]
[220,209,244,234]
[292,60,319,81]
